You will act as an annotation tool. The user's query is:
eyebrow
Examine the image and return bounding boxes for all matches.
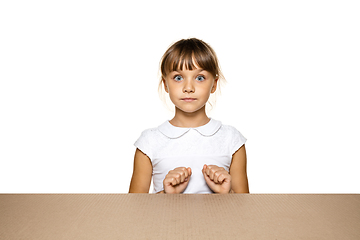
[173,68,205,73]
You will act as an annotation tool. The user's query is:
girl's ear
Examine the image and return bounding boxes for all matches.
[162,78,169,93]
[211,78,218,93]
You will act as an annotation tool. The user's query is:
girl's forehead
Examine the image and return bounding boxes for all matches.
[172,67,205,73]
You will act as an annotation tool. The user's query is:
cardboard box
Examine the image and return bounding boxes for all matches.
[0,194,359,239]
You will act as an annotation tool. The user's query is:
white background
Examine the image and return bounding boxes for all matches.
[1,0,359,193]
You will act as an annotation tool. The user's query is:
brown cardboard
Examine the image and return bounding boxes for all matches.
[0,194,359,239]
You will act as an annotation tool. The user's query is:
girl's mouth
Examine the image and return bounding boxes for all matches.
[181,98,197,102]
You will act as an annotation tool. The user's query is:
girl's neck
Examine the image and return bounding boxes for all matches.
[169,106,210,128]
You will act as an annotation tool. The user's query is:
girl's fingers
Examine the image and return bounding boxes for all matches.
[209,169,215,180]
[204,165,229,183]
[166,167,191,186]
[164,174,178,186]
[177,168,188,183]
[163,167,192,194]
[177,171,185,183]
[187,167,192,177]
[204,165,218,180]
[217,172,227,183]
[171,177,178,186]
[204,165,212,178]
[174,173,182,185]
[215,172,226,184]
[203,165,210,178]
[214,172,221,184]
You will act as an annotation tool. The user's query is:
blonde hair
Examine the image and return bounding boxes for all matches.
[158,38,226,112]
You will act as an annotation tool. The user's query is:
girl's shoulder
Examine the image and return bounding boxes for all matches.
[136,121,171,142]
[137,127,160,141]
[139,127,158,135]
[219,122,245,137]
[217,122,247,154]
[134,126,164,160]
[220,123,240,132]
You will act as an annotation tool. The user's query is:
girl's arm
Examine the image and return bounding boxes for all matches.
[229,145,249,193]
[128,148,153,193]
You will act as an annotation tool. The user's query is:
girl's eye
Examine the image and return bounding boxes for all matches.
[174,75,183,81]
[196,75,205,81]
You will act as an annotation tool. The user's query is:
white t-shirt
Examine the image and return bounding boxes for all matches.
[134,119,246,194]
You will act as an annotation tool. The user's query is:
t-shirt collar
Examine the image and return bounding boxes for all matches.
[158,118,222,139]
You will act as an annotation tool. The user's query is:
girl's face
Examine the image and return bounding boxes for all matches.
[163,67,218,114]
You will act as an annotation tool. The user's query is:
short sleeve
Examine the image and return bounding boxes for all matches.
[134,129,154,160]
[230,127,247,155]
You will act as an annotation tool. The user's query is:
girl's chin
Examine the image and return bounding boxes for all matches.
[175,106,206,114]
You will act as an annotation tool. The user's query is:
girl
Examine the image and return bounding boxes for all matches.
[129,38,249,194]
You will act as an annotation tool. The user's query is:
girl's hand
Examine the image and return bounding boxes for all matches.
[202,164,231,194]
[163,167,192,194]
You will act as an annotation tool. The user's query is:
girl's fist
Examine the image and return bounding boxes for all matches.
[202,164,231,194]
[163,167,192,194]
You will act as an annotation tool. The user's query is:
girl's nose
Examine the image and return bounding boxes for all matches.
[183,79,194,93]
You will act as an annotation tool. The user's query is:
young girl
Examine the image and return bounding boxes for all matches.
[129,38,249,194]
